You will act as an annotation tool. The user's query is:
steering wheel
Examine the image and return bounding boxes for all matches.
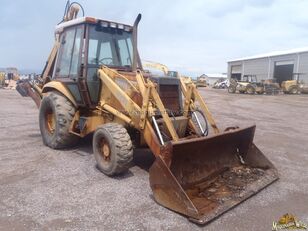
[98,57,113,65]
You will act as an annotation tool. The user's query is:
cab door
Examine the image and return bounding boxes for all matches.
[53,25,89,106]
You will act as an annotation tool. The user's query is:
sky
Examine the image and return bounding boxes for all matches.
[1,0,308,77]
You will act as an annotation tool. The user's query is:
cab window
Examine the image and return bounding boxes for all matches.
[55,26,83,79]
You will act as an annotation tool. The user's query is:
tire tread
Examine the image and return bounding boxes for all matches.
[39,91,78,149]
[94,123,133,175]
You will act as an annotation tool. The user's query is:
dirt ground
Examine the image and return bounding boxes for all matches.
[0,88,307,231]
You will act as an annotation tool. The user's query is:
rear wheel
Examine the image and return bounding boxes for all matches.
[39,91,78,149]
[256,90,264,94]
[93,123,133,176]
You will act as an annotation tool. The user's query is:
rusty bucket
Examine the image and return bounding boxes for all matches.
[149,125,278,224]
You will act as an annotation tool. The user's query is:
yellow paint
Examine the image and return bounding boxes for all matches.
[42,81,77,107]
[281,80,297,92]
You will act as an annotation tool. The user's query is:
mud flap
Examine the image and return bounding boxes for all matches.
[149,125,278,224]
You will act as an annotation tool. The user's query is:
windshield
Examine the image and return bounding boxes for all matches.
[243,75,257,83]
[88,25,133,68]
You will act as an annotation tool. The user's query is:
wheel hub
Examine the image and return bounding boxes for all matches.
[46,110,55,134]
[101,140,110,161]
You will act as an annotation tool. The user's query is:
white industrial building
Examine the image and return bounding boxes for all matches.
[199,73,227,86]
[227,47,308,85]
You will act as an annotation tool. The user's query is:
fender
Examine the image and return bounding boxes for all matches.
[42,81,77,108]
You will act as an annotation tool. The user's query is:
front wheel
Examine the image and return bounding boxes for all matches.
[289,86,299,94]
[246,86,255,94]
[93,123,133,176]
[228,86,236,93]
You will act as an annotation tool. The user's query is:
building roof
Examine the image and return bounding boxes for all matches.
[228,47,308,62]
[202,73,227,78]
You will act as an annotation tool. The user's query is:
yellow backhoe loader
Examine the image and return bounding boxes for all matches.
[195,75,208,87]
[143,60,179,78]
[142,59,194,81]
[142,60,193,85]
[17,2,278,225]
[228,75,280,95]
[281,73,308,94]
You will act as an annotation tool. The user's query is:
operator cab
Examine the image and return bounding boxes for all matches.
[242,75,257,83]
[53,17,141,106]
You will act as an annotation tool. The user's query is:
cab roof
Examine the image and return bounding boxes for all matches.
[55,17,133,34]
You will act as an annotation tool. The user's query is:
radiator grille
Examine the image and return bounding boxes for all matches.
[159,85,181,114]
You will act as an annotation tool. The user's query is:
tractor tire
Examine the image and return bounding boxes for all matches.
[39,91,78,149]
[246,86,255,94]
[93,123,133,176]
[228,86,236,93]
[289,86,299,94]
[256,90,264,95]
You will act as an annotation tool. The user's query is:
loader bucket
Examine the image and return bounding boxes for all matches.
[149,125,278,224]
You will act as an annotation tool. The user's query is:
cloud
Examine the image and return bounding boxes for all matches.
[0,0,307,77]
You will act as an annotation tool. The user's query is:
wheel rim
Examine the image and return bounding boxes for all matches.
[45,109,55,134]
[100,139,111,162]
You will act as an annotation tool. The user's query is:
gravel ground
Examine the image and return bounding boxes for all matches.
[0,88,307,231]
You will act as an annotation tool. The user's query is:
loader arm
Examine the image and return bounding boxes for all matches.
[97,67,163,156]
[97,66,212,154]
[97,66,205,155]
